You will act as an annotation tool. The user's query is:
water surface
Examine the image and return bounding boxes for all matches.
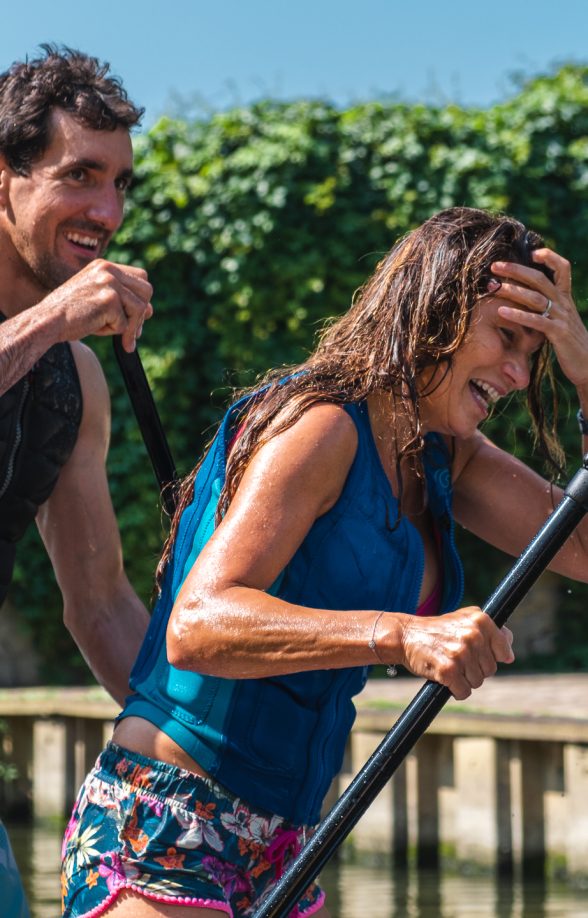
[9,823,588,917]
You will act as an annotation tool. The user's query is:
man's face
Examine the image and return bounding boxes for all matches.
[0,108,133,299]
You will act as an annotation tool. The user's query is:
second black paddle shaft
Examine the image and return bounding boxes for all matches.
[113,337,178,516]
[254,458,588,918]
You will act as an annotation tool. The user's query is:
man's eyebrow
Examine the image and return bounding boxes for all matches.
[60,157,134,179]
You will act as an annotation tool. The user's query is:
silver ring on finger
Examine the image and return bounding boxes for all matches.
[541,297,553,319]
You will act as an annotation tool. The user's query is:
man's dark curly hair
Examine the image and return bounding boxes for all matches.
[0,43,144,175]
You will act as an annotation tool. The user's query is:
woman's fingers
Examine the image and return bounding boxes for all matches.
[491,248,571,294]
[491,260,554,298]
[398,608,515,701]
[500,626,515,660]
[490,249,571,312]
[490,280,552,316]
[490,251,588,387]
[530,248,572,293]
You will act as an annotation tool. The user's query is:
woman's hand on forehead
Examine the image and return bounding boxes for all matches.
[489,248,588,389]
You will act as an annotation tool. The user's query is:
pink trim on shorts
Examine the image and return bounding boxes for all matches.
[77,883,232,917]
[77,882,322,917]
[299,888,327,915]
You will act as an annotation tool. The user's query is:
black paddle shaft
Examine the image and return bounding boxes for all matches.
[113,336,178,516]
[254,456,588,918]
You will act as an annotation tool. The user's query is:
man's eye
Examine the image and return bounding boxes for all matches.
[115,176,131,192]
[68,168,87,182]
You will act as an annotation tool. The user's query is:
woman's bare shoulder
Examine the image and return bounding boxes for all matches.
[269,400,359,453]
[252,401,359,514]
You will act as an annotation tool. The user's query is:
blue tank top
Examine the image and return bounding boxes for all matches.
[122,398,464,825]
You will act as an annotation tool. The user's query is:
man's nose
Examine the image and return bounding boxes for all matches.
[84,185,124,233]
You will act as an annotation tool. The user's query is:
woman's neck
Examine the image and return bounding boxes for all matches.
[366,392,426,511]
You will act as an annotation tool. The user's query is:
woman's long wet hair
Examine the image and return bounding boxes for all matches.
[157,206,563,585]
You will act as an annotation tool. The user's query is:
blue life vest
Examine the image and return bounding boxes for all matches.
[122,398,464,825]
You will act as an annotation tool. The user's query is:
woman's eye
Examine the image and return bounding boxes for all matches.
[500,327,515,343]
[68,168,86,182]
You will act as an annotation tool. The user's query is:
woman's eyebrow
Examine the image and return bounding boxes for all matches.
[521,327,546,354]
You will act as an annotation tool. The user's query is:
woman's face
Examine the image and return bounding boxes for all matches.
[418,296,545,440]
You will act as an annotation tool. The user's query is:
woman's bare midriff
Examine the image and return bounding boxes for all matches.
[111,716,212,781]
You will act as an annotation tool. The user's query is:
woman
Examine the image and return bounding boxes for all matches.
[62,208,588,917]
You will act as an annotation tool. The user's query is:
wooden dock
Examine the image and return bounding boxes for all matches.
[1,674,587,878]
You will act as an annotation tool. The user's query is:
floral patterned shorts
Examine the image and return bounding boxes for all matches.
[61,742,324,917]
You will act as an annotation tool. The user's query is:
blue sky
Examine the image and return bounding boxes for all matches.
[2,0,587,128]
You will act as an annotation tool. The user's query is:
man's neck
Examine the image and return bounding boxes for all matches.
[0,259,49,318]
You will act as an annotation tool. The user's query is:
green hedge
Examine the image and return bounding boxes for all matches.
[12,65,588,681]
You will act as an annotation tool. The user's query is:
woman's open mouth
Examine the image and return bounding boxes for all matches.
[469,378,500,417]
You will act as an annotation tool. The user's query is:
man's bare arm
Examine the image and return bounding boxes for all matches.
[0,301,64,394]
[0,258,153,396]
[36,342,150,706]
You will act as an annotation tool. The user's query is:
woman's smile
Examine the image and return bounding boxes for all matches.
[419,296,545,439]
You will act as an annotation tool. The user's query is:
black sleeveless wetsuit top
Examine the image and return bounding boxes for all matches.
[0,339,83,604]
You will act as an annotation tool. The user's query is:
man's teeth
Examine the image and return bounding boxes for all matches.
[471,379,500,403]
[65,232,99,249]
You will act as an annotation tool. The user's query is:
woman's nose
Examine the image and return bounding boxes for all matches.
[503,354,531,390]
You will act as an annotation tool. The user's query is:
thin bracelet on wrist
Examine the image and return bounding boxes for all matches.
[368,611,397,677]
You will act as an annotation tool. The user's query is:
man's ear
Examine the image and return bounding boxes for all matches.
[0,155,11,207]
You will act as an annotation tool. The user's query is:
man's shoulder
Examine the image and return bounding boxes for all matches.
[70,339,104,374]
[68,342,110,436]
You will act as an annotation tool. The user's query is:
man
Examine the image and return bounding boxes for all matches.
[0,45,153,914]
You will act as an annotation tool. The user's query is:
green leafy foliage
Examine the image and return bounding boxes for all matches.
[10,66,588,681]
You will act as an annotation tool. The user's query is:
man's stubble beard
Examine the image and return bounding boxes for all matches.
[12,231,84,298]
[33,250,80,293]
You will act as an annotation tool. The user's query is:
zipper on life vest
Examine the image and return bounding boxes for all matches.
[440,502,465,613]
[308,669,352,823]
[0,377,30,500]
